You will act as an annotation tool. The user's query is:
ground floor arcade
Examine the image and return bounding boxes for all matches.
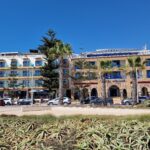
[72,81,150,103]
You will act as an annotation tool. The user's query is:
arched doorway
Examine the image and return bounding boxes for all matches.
[141,87,149,96]
[66,89,71,98]
[122,89,127,99]
[109,85,120,97]
[91,88,98,97]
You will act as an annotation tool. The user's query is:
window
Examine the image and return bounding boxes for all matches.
[0,81,4,88]
[105,71,121,79]
[11,59,17,68]
[112,60,120,67]
[23,70,30,76]
[87,72,97,80]
[75,73,81,79]
[34,70,41,76]
[35,60,43,66]
[63,69,69,76]
[22,80,30,87]
[75,65,81,69]
[0,71,5,77]
[35,80,43,86]
[10,71,18,76]
[0,61,5,67]
[89,61,97,69]
[147,70,150,78]
[23,60,30,66]
[137,70,142,78]
[146,59,150,66]
[63,79,69,87]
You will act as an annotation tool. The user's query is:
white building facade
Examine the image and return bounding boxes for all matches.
[0,52,45,98]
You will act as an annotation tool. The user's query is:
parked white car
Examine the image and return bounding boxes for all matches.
[47,97,71,105]
[1,98,12,105]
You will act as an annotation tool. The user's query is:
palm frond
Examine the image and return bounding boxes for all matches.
[135,56,141,67]
[127,57,134,67]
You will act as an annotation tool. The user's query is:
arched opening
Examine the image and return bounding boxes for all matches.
[74,87,80,100]
[82,88,89,99]
[66,89,71,98]
[141,87,149,96]
[122,89,127,99]
[109,85,120,97]
[91,88,98,97]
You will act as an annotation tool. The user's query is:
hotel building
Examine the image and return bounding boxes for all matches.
[71,48,150,103]
[0,51,71,99]
[0,51,45,98]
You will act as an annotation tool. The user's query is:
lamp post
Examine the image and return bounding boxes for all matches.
[26,62,29,99]
[30,64,34,105]
[136,68,139,103]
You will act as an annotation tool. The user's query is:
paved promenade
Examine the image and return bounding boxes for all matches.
[0,105,150,116]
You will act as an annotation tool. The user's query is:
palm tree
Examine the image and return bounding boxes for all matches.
[50,41,72,104]
[100,60,112,104]
[127,56,145,104]
[74,59,85,70]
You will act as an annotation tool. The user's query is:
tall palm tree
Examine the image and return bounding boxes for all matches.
[127,56,145,104]
[100,60,112,104]
[50,41,72,104]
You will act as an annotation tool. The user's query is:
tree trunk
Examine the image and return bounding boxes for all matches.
[132,71,138,105]
[101,73,107,105]
[59,56,63,105]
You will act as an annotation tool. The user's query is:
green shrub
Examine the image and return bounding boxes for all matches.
[0,115,150,149]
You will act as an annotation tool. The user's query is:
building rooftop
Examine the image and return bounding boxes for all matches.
[75,48,150,58]
[0,50,43,56]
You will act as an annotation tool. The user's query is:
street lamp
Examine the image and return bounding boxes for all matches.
[136,68,139,103]
[30,64,34,104]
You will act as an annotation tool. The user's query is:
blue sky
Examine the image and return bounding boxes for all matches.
[0,0,150,53]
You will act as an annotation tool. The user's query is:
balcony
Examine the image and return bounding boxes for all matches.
[105,71,126,79]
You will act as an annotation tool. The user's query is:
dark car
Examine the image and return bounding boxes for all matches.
[90,97,104,106]
[90,97,114,106]
[80,96,97,104]
[104,97,114,105]
[138,96,150,103]
[17,99,32,105]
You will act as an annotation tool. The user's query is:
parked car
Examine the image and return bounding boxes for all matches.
[121,98,134,105]
[17,99,32,105]
[138,96,150,103]
[90,97,114,106]
[47,97,71,105]
[90,97,104,106]
[1,98,12,105]
[80,96,97,104]
[122,97,150,105]
[0,99,5,106]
